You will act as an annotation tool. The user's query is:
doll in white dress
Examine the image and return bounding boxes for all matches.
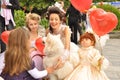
[64,32,110,80]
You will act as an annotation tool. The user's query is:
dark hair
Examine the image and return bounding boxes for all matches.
[47,6,63,20]
[80,32,96,46]
[47,6,63,33]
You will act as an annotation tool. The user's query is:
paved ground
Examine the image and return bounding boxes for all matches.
[103,39,120,80]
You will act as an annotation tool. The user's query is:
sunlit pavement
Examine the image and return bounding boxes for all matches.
[103,39,120,80]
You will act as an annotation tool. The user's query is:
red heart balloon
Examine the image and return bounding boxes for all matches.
[70,0,92,12]
[89,8,118,36]
[1,31,11,44]
[35,37,45,55]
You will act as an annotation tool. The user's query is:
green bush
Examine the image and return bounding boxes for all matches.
[40,17,49,29]
[96,4,120,30]
[14,10,49,29]
[14,10,26,28]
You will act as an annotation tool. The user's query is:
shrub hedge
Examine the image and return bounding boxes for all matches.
[14,4,120,31]
[14,10,26,28]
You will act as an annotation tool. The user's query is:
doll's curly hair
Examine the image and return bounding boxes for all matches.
[80,32,96,46]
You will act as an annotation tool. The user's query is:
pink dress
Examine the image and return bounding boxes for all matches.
[64,46,110,80]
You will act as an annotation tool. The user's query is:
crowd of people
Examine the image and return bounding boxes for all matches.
[0,0,110,80]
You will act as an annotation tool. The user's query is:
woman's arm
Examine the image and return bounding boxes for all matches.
[60,26,71,61]
[64,26,70,50]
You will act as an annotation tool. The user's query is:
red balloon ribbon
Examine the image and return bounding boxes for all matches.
[89,8,118,36]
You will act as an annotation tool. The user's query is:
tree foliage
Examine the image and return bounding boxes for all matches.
[93,0,120,3]
[17,0,120,30]
[19,0,70,11]
[19,0,120,12]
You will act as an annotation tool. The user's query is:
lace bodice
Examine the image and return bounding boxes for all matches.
[50,24,71,45]
[78,46,101,66]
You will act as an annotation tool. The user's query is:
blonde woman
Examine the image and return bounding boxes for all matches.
[25,13,45,51]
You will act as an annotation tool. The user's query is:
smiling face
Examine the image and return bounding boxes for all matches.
[25,13,40,33]
[28,19,39,33]
[49,13,61,30]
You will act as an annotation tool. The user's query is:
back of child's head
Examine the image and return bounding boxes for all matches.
[80,32,96,46]
[8,27,30,50]
[3,27,31,76]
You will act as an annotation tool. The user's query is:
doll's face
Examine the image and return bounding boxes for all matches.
[28,19,39,32]
[49,13,61,30]
[81,38,94,48]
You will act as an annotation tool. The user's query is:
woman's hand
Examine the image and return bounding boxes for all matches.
[54,58,65,69]
[1,4,6,9]
[46,66,54,74]
[54,49,70,69]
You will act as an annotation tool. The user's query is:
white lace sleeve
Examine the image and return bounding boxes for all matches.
[89,49,101,66]
[101,58,109,70]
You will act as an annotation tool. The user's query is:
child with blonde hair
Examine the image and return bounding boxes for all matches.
[0,27,53,80]
[25,13,45,51]
[25,13,46,80]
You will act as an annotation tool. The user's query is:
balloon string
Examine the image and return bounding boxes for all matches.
[98,37,103,55]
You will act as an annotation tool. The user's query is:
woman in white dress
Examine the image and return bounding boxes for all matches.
[44,6,80,80]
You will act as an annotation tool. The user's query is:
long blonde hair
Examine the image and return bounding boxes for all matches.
[2,27,32,76]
